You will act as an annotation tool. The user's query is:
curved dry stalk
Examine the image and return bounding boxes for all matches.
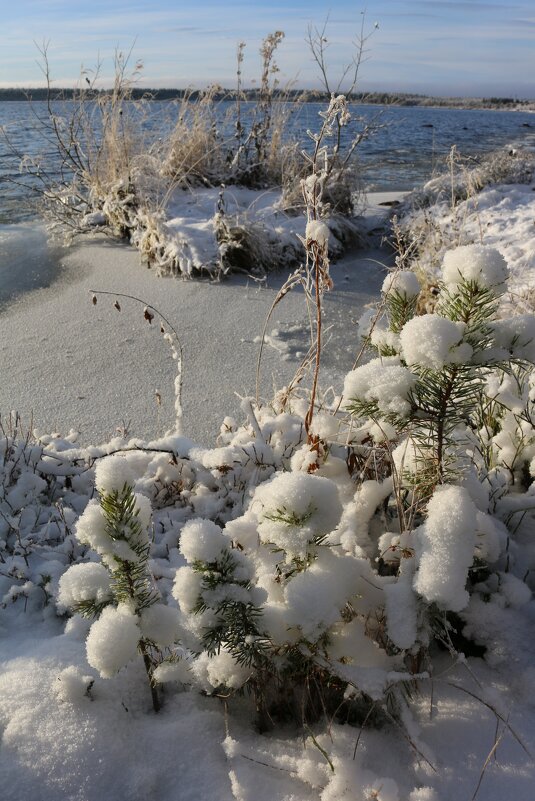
[89,289,184,435]
[254,268,306,405]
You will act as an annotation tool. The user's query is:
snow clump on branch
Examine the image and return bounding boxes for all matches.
[413,485,477,612]
[57,562,112,611]
[95,453,136,494]
[343,357,416,417]
[442,244,509,294]
[381,270,421,298]
[399,315,472,370]
[85,603,141,678]
[251,472,342,560]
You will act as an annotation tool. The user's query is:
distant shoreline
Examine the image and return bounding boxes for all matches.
[1,87,534,112]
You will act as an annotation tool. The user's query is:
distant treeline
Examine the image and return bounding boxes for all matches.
[0,87,533,110]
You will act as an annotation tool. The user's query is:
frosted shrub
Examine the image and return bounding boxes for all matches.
[171,462,410,728]
[58,454,179,711]
[344,244,535,665]
[12,244,532,764]
[0,420,90,615]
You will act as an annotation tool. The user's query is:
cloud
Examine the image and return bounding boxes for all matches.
[1,0,533,97]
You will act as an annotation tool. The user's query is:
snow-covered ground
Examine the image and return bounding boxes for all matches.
[399,175,535,312]
[0,192,401,446]
[2,187,535,801]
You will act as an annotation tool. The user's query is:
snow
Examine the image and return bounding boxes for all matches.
[0,208,387,446]
[381,269,421,298]
[139,603,180,648]
[3,184,535,801]
[57,562,112,611]
[172,565,203,613]
[94,453,136,493]
[85,603,141,678]
[491,314,535,362]
[384,563,418,650]
[399,314,472,370]
[251,471,342,559]
[74,499,115,555]
[305,220,330,247]
[55,665,95,703]
[400,181,535,311]
[343,356,416,416]
[179,518,229,564]
[413,485,477,612]
[442,244,509,294]
[191,649,252,692]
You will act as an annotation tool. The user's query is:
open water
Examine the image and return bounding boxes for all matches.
[0,99,534,304]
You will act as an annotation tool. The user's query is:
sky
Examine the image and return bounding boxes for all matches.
[1,0,534,98]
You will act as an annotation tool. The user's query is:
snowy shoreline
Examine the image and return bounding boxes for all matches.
[0,192,403,445]
[2,184,535,801]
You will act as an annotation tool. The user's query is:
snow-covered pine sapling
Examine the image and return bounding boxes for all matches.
[343,245,535,659]
[57,454,179,712]
[347,245,511,490]
[173,518,269,694]
[173,471,403,728]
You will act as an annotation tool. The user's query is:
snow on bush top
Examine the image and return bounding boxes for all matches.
[343,357,416,416]
[95,453,136,494]
[179,518,229,564]
[381,270,421,298]
[252,472,342,559]
[400,314,472,370]
[57,562,112,611]
[442,244,509,294]
[413,484,477,612]
[85,603,141,678]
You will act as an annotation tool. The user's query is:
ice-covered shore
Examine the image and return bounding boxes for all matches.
[0,192,402,445]
[2,186,535,801]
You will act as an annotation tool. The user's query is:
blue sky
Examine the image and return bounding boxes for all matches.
[1,0,534,97]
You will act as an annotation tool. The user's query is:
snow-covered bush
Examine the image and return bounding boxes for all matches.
[0,419,91,614]
[107,241,526,736]
[392,147,535,309]
[171,463,403,728]
[58,454,180,711]
[345,245,534,663]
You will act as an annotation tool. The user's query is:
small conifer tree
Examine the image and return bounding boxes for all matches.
[58,455,179,712]
[344,244,535,655]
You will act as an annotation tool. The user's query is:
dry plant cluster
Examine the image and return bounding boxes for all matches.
[3,24,383,278]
